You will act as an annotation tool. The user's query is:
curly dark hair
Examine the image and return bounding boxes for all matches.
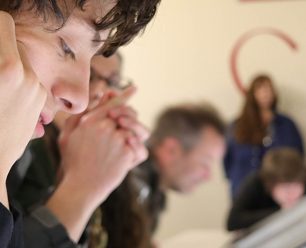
[0,0,160,56]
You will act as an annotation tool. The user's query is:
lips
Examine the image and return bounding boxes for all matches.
[39,112,53,126]
[33,111,54,138]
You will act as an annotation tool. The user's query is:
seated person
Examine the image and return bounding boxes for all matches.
[227,147,306,232]
[0,0,160,246]
[9,53,150,248]
[89,103,226,247]
[132,103,226,236]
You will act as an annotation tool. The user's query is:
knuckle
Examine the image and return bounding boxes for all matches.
[0,58,23,83]
[141,148,149,161]
[79,115,91,127]
[113,132,125,145]
[142,128,150,140]
[25,68,38,84]
[0,11,14,23]
[98,119,115,133]
[129,107,138,116]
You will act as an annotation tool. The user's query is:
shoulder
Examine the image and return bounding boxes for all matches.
[274,113,297,127]
[275,113,294,123]
[238,173,264,194]
[242,173,261,187]
[0,202,23,247]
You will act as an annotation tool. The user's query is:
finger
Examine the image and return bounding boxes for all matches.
[127,137,148,166]
[87,89,117,111]
[16,42,35,78]
[118,117,150,142]
[58,112,84,147]
[96,85,136,110]
[0,12,20,62]
[108,106,138,120]
[85,86,136,122]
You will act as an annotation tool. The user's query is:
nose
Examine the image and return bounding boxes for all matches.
[52,73,89,115]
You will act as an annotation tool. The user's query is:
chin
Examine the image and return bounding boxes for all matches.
[31,134,39,140]
[32,131,44,139]
[180,185,195,194]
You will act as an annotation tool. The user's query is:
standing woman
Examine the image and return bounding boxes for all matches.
[224,75,304,198]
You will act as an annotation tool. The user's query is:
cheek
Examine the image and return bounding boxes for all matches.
[210,146,225,161]
[185,160,205,180]
[272,188,285,201]
[23,40,59,92]
[291,187,304,199]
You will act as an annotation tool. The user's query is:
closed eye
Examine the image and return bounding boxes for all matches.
[59,38,76,60]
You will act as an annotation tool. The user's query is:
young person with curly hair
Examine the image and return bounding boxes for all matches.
[0,1,160,247]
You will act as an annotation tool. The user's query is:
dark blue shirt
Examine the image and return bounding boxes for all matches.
[0,202,23,248]
[224,113,304,198]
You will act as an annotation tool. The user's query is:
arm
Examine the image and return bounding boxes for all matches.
[0,11,46,209]
[0,203,14,247]
[45,89,149,243]
[22,206,77,248]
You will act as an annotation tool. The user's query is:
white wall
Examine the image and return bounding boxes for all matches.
[121,0,306,241]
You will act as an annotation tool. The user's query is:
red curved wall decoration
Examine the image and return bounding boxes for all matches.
[230,27,298,94]
[240,0,304,2]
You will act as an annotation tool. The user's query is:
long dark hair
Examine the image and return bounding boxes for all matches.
[235,75,278,145]
[100,173,151,248]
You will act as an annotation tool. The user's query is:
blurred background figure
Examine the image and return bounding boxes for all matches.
[92,102,226,248]
[137,103,226,233]
[227,147,306,232]
[224,75,304,198]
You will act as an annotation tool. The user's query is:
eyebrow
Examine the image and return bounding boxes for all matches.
[92,30,104,47]
[81,18,105,48]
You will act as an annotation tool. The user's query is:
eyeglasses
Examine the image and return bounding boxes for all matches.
[90,73,133,90]
[90,75,133,89]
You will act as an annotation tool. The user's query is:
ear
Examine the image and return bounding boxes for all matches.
[157,137,183,165]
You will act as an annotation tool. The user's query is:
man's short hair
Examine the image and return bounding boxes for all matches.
[260,148,306,190]
[1,0,160,56]
[148,103,225,150]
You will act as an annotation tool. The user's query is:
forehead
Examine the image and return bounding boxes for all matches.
[78,0,116,24]
[65,1,115,38]
[191,127,224,151]
[255,81,273,90]
[53,0,116,48]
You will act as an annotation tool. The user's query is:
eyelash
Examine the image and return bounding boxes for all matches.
[60,38,75,60]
